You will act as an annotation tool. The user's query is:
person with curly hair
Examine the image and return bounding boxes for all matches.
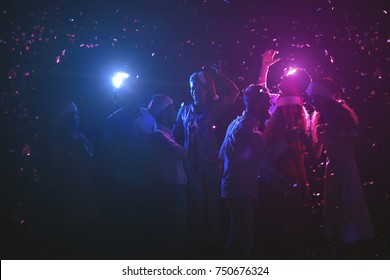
[307,77,374,257]
[258,50,313,258]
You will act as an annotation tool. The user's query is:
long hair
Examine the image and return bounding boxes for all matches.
[265,104,310,146]
[310,77,359,142]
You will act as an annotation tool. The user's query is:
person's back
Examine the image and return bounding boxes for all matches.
[220,84,270,259]
[220,112,265,200]
[307,77,374,255]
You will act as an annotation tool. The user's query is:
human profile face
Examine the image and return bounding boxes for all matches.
[190,79,208,106]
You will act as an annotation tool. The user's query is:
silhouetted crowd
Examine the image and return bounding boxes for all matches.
[34,50,374,260]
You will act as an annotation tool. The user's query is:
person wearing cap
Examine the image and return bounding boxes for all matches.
[173,63,239,256]
[262,93,312,258]
[148,94,191,258]
[307,77,374,256]
[219,84,273,259]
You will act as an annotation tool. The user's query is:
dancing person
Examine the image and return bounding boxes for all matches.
[220,84,277,259]
[307,77,374,258]
[103,74,157,258]
[173,63,240,257]
[258,50,313,258]
[148,94,191,258]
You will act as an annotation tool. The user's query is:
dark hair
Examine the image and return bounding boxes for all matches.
[313,77,341,100]
[279,68,312,95]
[265,105,309,145]
[189,71,217,100]
[243,84,269,105]
[310,77,360,142]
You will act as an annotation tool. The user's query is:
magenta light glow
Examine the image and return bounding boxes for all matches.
[285,68,298,76]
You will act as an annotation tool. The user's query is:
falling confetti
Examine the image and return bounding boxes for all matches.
[0,0,388,260]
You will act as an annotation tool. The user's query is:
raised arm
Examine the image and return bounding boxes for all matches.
[257,49,281,89]
[212,62,240,104]
[212,62,240,117]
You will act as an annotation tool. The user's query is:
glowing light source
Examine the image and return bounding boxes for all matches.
[112,72,130,89]
[285,68,297,76]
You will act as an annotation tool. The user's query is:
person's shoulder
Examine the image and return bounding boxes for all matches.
[150,129,171,144]
[136,106,155,121]
[226,114,246,132]
[138,106,150,116]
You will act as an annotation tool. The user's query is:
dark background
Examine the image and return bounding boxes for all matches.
[0,0,389,259]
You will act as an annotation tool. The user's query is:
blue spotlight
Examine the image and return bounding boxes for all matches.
[112,72,130,89]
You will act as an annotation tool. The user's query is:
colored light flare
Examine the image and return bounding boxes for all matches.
[112,72,130,89]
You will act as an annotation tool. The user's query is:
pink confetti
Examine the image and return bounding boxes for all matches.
[22,144,31,157]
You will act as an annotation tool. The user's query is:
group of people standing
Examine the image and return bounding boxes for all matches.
[43,50,374,259]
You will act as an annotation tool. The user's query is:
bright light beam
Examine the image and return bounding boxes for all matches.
[112,72,130,89]
[285,68,297,76]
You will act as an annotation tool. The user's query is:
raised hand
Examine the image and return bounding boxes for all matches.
[262,49,281,68]
[258,49,281,86]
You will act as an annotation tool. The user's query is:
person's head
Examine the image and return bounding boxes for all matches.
[271,94,310,132]
[243,84,270,120]
[275,95,302,124]
[278,68,311,96]
[306,77,339,112]
[307,77,359,127]
[148,94,176,127]
[189,71,216,106]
